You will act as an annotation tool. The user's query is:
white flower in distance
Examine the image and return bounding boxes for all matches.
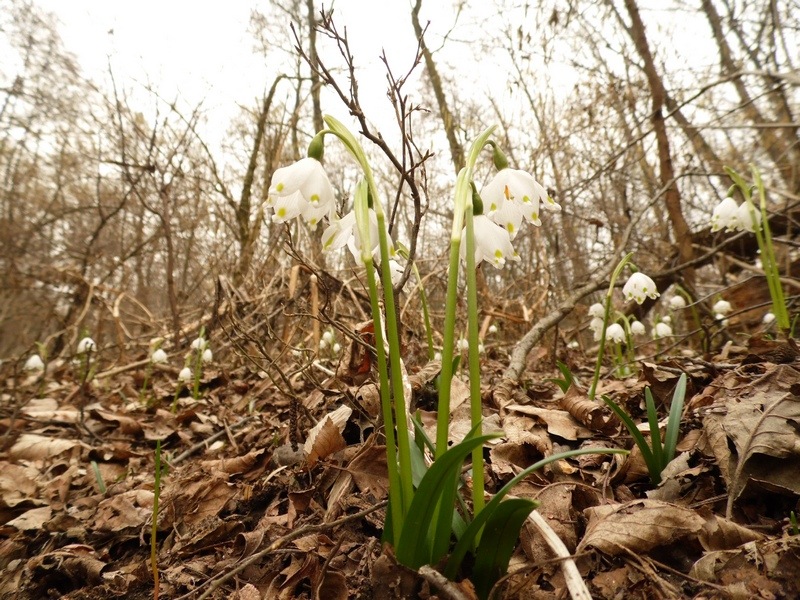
[25,354,45,371]
[712,299,732,315]
[588,302,605,319]
[488,324,498,335]
[605,323,625,344]
[662,315,672,324]
[268,158,335,228]
[461,215,520,269]
[622,273,659,304]
[202,348,213,363]
[151,348,168,364]
[630,320,646,336]
[736,202,761,233]
[322,331,334,345]
[483,168,559,233]
[653,322,673,339]
[178,367,193,382]
[77,337,96,354]
[762,312,776,324]
[711,197,739,232]
[589,317,604,341]
[669,296,686,310]
[190,337,207,351]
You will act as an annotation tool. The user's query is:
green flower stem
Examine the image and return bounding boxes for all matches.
[436,125,495,458]
[589,252,633,400]
[726,166,789,331]
[464,207,485,517]
[412,261,436,360]
[752,167,789,330]
[363,251,404,539]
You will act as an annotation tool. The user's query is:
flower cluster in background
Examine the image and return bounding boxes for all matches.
[711,196,761,233]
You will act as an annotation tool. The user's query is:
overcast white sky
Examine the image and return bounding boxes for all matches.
[33,0,464,144]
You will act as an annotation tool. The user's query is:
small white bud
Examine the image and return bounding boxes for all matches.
[588,303,605,318]
[567,340,579,349]
[478,343,485,354]
[662,315,672,324]
[712,300,732,315]
[202,348,213,363]
[332,343,341,354]
[319,339,328,350]
[322,331,334,345]
[178,367,193,382]
[434,352,442,361]
[151,348,168,364]
[25,354,45,371]
[488,324,498,335]
[77,337,96,354]
[762,312,776,324]
[653,322,673,338]
[190,337,207,351]
[669,296,686,310]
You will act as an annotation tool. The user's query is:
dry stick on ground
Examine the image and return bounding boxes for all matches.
[185,501,387,600]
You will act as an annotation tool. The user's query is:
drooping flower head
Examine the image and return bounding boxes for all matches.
[630,320,646,336]
[482,169,559,235]
[461,214,521,269]
[622,272,659,304]
[151,348,168,364]
[25,354,45,371]
[736,201,761,233]
[77,337,96,354]
[653,322,673,339]
[711,197,739,232]
[267,157,336,228]
[712,299,732,315]
[588,302,605,319]
[322,208,396,264]
[178,367,193,383]
[605,323,625,344]
[669,295,687,310]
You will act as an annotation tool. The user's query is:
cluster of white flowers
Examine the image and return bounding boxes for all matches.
[319,330,342,355]
[464,168,560,269]
[622,273,659,304]
[711,197,761,233]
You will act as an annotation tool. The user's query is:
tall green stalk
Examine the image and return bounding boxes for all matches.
[726,166,789,331]
[589,252,633,400]
[325,116,413,528]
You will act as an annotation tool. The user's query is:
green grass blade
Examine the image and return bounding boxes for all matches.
[472,497,538,600]
[662,373,687,466]
[395,432,500,569]
[644,387,663,470]
[601,394,661,484]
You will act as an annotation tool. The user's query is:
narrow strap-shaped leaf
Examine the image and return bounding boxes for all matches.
[445,447,628,579]
[662,373,687,465]
[396,432,500,569]
[602,394,660,483]
[472,497,538,600]
[645,387,663,470]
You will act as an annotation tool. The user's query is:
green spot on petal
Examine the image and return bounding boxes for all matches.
[276,183,284,192]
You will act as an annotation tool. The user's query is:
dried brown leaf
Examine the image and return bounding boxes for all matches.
[9,434,85,461]
[578,499,705,555]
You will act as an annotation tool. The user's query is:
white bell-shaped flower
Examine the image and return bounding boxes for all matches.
[25,354,45,371]
[190,337,207,351]
[605,323,625,344]
[589,317,604,341]
[483,168,558,231]
[268,157,336,228]
[622,273,659,304]
[630,320,646,336]
[461,215,520,269]
[202,348,213,363]
[178,367,193,382]
[588,303,605,318]
[712,299,732,315]
[669,296,686,310]
[653,322,673,338]
[151,348,168,364]
[77,337,96,354]
[762,312,776,324]
[711,197,739,232]
[736,202,761,232]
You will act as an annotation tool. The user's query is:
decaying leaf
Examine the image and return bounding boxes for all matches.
[304,405,352,466]
[578,499,705,555]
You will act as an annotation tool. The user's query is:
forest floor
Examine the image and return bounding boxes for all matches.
[2,302,800,600]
